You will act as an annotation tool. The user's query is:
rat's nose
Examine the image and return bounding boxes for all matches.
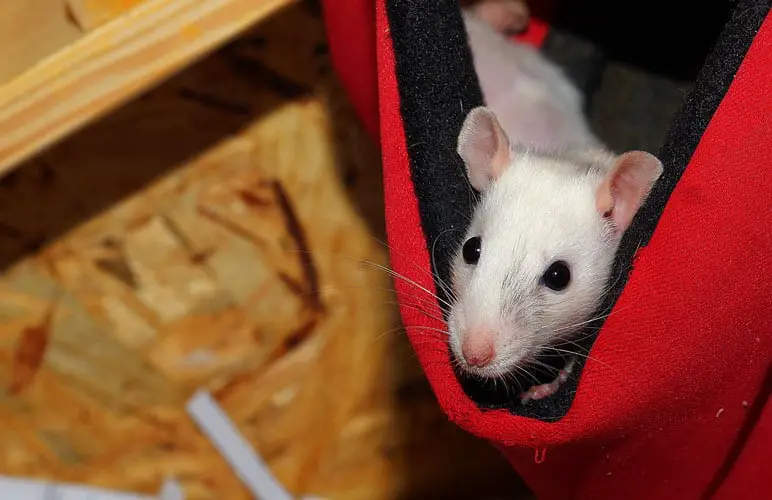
[461,330,495,368]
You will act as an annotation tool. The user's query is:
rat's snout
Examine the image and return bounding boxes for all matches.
[461,328,496,368]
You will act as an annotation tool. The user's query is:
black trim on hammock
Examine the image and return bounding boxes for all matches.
[384,0,482,303]
[384,0,771,421]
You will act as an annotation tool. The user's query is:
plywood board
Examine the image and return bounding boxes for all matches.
[0,3,531,499]
[66,0,148,31]
[0,0,294,179]
[0,0,82,85]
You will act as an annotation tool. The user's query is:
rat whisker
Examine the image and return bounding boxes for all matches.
[289,246,453,310]
[530,358,563,374]
[551,302,637,337]
[604,266,627,293]
[551,315,610,336]
[392,289,451,313]
[368,235,460,303]
[300,284,448,321]
[357,260,455,310]
[407,343,449,356]
[551,336,594,354]
[301,284,408,303]
[430,227,464,302]
[374,325,412,343]
[539,346,616,372]
[403,324,452,336]
[384,301,446,323]
[500,361,541,389]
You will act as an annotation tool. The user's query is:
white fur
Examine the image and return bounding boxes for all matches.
[449,12,619,378]
[462,11,599,151]
[448,151,620,378]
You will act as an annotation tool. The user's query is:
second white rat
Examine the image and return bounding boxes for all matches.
[448,11,663,403]
[462,10,599,151]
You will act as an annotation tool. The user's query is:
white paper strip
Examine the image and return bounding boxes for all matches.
[186,390,293,500]
[0,476,182,500]
[157,478,185,500]
[1,391,324,500]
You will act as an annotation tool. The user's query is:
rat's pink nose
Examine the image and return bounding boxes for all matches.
[461,330,495,368]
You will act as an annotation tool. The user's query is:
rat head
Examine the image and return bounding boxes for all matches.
[448,106,662,378]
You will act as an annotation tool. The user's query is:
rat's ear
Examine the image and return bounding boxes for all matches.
[596,150,663,234]
[457,106,512,191]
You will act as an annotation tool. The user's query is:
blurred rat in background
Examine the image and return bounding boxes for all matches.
[461,0,533,34]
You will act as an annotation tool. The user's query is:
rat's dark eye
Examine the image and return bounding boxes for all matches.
[542,261,571,291]
[462,236,482,265]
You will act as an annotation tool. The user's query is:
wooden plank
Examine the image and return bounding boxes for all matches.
[0,0,83,85]
[66,0,148,32]
[0,0,294,178]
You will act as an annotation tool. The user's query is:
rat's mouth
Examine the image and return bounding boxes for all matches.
[452,346,575,408]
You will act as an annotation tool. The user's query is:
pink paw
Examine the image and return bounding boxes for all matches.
[520,357,576,404]
[471,0,531,34]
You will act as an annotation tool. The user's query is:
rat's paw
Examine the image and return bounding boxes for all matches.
[519,377,562,403]
[519,357,576,404]
[471,0,531,34]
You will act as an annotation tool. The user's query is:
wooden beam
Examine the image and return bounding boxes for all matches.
[66,0,148,31]
[0,0,294,177]
[0,0,82,85]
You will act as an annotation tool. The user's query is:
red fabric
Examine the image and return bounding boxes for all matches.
[320,0,380,141]
[320,0,548,142]
[712,383,772,499]
[374,2,772,499]
[323,0,771,496]
[513,17,549,46]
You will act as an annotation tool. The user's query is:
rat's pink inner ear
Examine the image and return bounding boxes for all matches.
[596,150,663,234]
[457,106,512,191]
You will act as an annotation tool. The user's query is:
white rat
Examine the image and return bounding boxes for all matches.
[448,11,664,403]
[462,10,598,151]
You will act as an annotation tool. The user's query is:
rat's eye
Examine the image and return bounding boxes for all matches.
[462,236,482,265]
[542,261,571,291]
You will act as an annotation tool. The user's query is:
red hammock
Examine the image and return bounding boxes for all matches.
[321,1,772,498]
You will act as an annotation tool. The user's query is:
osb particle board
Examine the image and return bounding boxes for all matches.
[0,3,529,499]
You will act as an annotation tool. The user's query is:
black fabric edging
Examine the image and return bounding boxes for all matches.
[384,0,770,421]
[385,0,483,299]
